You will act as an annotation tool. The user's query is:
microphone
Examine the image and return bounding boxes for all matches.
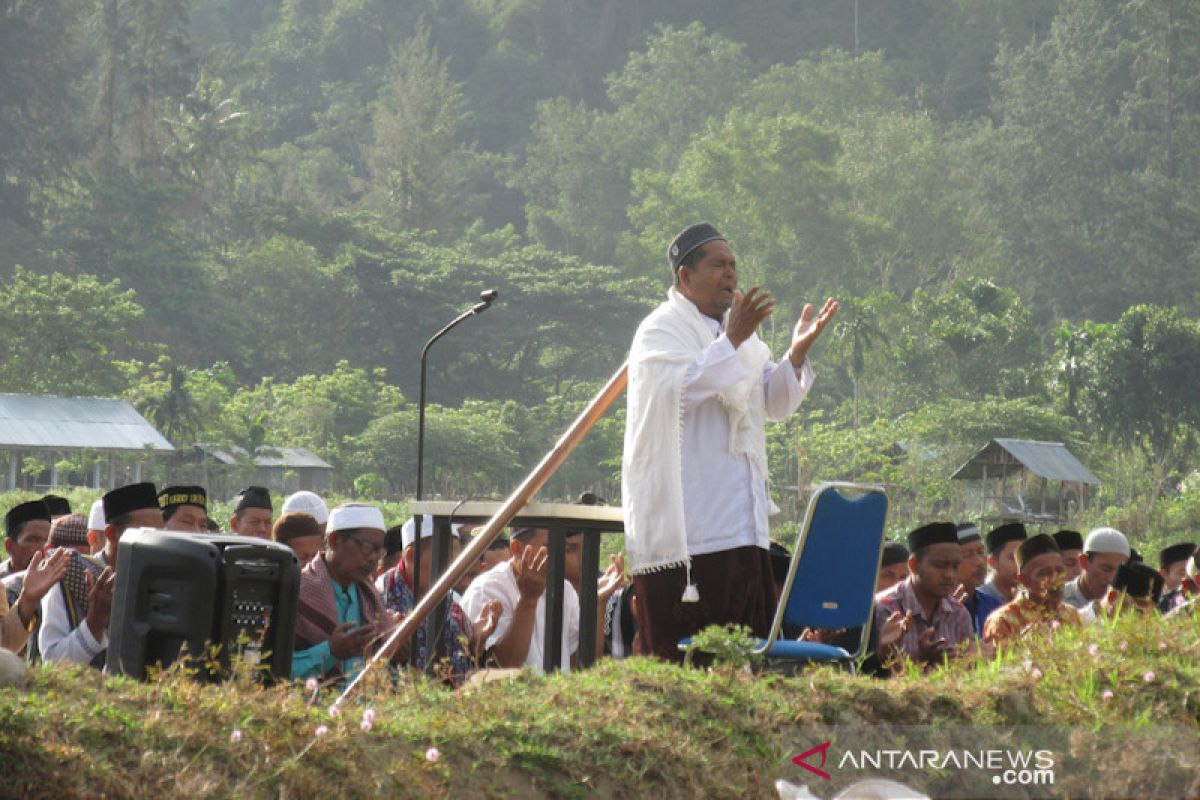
[471,289,499,315]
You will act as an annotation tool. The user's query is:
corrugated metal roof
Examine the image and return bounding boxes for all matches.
[196,443,332,470]
[951,438,1100,484]
[0,394,173,451]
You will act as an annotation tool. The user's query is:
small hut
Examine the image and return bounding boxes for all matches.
[950,438,1100,528]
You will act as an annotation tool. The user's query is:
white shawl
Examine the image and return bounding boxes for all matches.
[622,288,771,592]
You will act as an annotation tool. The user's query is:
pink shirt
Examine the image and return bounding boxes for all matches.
[874,576,974,661]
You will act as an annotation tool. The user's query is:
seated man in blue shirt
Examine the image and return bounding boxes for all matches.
[292,503,396,682]
[954,522,1002,636]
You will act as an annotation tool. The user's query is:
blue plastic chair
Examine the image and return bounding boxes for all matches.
[680,482,889,673]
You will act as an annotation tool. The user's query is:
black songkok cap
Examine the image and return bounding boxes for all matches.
[6,500,50,539]
[986,522,1028,555]
[907,522,959,553]
[41,495,72,517]
[666,222,725,272]
[103,482,160,521]
[1112,561,1164,602]
[384,525,405,557]
[1159,543,1196,571]
[234,486,272,514]
[158,485,207,511]
[955,522,982,545]
[1052,529,1084,552]
[1015,533,1060,572]
[881,541,910,567]
[486,534,511,552]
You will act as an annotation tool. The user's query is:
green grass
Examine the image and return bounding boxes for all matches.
[0,612,1197,799]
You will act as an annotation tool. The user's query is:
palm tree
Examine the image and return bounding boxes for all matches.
[834,298,889,432]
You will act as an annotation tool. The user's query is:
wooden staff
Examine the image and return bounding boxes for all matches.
[334,361,629,707]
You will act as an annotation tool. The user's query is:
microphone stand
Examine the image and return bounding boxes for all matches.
[411,290,497,669]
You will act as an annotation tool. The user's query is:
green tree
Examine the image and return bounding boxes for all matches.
[0,268,143,395]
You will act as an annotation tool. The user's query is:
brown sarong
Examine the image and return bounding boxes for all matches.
[632,545,775,663]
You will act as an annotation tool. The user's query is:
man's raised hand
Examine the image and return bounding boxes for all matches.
[788,297,839,368]
[513,544,549,601]
[726,285,776,348]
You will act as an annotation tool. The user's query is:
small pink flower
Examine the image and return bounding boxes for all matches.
[362,708,376,724]
[315,725,329,737]
[426,747,440,763]
[305,677,319,692]
[1049,619,1061,630]
[1101,690,1114,702]
[360,719,373,733]
[1158,640,1168,651]
[1031,667,1043,680]
[1088,644,1099,657]
[1143,671,1155,683]
[230,729,243,744]
[329,705,341,718]
[1119,641,1128,652]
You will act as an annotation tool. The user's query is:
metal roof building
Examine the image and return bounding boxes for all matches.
[0,394,173,490]
[193,444,333,495]
[951,438,1100,526]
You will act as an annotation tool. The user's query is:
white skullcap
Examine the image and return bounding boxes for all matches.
[326,503,386,534]
[281,491,329,525]
[88,498,106,531]
[1083,527,1131,557]
[401,516,464,549]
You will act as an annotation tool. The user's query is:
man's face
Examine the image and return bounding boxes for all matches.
[676,241,737,320]
[509,529,549,560]
[232,508,273,539]
[989,540,1022,585]
[912,543,962,599]
[328,527,386,585]
[481,547,508,572]
[564,533,583,588]
[405,537,463,595]
[957,539,987,590]
[287,534,324,567]
[1161,561,1188,593]
[107,508,166,555]
[165,505,208,534]
[876,562,909,594]
[1082,551,1128,589]
[1019,552,1066,606]
[5,519,50,570]
[1060,549,1083,581]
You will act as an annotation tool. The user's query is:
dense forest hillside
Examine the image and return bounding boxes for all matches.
[3,0,1200,539]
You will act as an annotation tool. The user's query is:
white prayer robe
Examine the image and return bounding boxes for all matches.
[680,315,813,557]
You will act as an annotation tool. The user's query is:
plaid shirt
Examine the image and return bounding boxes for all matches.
[874,576,974,663]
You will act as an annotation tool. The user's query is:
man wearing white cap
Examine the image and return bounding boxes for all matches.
[1063,527,1131,611]
[86,499,106,555]
[281,491,329,533]
[376,516,500,685]
[291,503,396,681]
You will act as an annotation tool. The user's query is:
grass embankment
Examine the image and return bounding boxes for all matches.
[1,613,1198,800]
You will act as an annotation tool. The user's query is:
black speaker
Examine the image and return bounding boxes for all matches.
[105,529,300,682]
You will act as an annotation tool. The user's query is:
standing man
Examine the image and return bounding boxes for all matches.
[230,486,273,539]
[622,222,837,661]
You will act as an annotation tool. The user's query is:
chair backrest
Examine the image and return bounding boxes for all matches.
[770,483,889,639]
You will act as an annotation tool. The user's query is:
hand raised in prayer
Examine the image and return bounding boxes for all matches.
[798,627,845,645]
[471,599,503,658]
[16,546,69,621]
[915,626,950,664]
[878,610,911,650]
[513,544,549,602]
[597,553,626,604]
[85,566,116,641]
[788,297,839,368]
[952,584,969,605]
[726,285,776,348]
[329,621,376,660]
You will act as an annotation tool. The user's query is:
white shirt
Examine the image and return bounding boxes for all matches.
[460,560,579,674]
[40,582,107,665]
[680,316,813,556]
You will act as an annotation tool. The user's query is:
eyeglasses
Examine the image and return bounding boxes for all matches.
[343,533,386,559]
